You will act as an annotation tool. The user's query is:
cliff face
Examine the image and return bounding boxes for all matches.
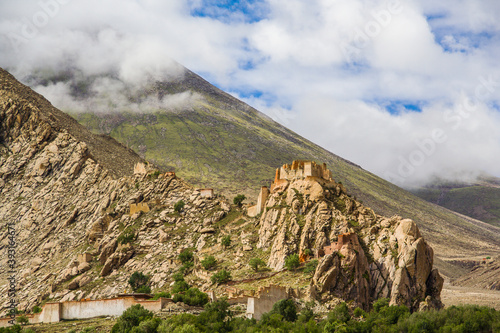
[0,68,231,314]
[256,162,443,311]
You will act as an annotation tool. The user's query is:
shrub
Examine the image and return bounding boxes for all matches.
[303,249,313,256]
[172,274,190,293]
[284,254,300,271]
[178,249,194,264]
[233,194,246,207]
[249,258,266,271]
[173,288,209,307]
[174,200,185,213]
[136,285,151,294]
[179,262,194,275]
[201,256,217,270]
[15,315,28,326]
[328,302,350,324]
[303,259,318,273]
[128,272,150,293]
[271,299,297,322]
[111,304,154,333]
[221,235,231,248]
[117,228,136,245]
[130,317,161,333]
[211,269,231,285]
[32,306,42,314]
[153,292,171,300]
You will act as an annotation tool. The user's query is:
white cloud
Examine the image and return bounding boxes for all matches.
[1,0,500,185]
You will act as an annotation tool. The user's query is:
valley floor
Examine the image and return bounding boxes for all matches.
[441,279,500,310]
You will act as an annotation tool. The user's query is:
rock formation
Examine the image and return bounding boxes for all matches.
[0,68,230,314]
[255,161,443,311]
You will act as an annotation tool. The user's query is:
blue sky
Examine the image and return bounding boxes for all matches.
[1,0,500,185]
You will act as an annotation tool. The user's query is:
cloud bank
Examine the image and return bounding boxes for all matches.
[1,0,499,186]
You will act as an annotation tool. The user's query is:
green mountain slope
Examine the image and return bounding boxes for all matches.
[28,67,500,268]
[411,176,500,228]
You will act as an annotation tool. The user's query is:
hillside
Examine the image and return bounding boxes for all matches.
[24,66,500,265]
[0,68,445,317]
[411,176,500,228]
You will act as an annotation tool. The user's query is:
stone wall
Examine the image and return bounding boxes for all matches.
[247,186,269,217]
[130,202,150,215]
[0,297,171,327]
[246,285,289,320]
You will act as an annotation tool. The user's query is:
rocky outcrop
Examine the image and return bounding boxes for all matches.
[256,161,443,311]
[0,68,231,314]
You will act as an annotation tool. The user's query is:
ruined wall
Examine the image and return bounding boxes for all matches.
[246,285,288,320]
[248,186,269,217]
[0,297,169,326]
[130,202,150,215]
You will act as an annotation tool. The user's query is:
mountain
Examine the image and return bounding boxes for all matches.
[0,68,442,315]
[411,176,500,228]
[24,66,500,270]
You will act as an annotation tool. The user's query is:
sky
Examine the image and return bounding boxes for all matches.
[1,0,500,187]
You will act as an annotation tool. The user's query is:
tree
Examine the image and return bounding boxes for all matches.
[284,254,300,271]
[201,256,217,270]
[221,235,231,248]
[211,269,231,285]
[249,258,266,272]
[173,288,209,306]
[271,299,297,322]
[128,272,150,293]
[111,304,154,333]
[174,200,185,213]
[233,194,246,207]
[178,249,194,264]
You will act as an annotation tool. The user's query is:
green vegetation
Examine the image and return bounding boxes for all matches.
[269,299,297,322]
[111,304,156,333]
[412,185,500,227]
[284,254,300,271]
[117,228,136,245]
[221,235,231,248]
[172,288,209,307]
[249,258,266,271]
[201,256,217,270]
[152,292,171,300]
[303,259,319,274]
[179,249,194,264]
[174,200,185,213]
[15,315,29,326]
[101,299,500,333]
[172,273,190,293]
[128,272,151,293]
[32,306,42,314]
[211,269,231,285]
[233,194,246,207]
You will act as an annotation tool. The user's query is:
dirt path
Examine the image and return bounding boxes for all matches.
[441,279,500,310]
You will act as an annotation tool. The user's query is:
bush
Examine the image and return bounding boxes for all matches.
[32,306,42,314]
[249,258,266,271]
[118,228,136,245]
[128,272,150,293]
[153,292,171,300]
[271,299,297,322]
[303,259,318,273]
[328,302,350,324]
[129,317,161,333]
[173,288,209,307]
[211,269,231,285]
[136,285,151,294]
[174,200,185,213]
[233,194,246,207]
[201,256,217,270]
[15,315,28,326]
[284,254,300,271]
[221,235,231,248]
[178,249,194,264]
[111,305,154,333]
[180,262,194,275]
